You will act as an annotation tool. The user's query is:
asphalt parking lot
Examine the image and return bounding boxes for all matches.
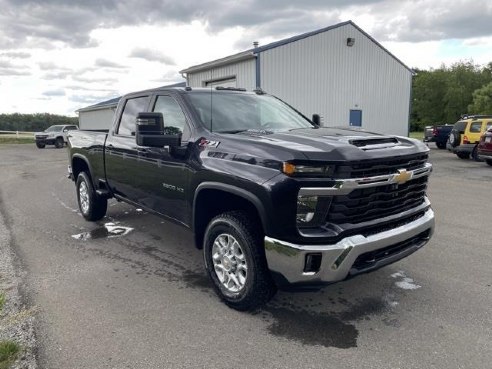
[0,143,490,369]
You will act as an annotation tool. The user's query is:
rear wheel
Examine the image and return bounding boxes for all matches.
[456,152,470,159]
[76,172,107,221]
[486,160,492,166]
[203,211,276,311]
[55,137,64,148]
[35,142,45,149]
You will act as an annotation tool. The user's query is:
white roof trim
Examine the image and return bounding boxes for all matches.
[180,51,255,74]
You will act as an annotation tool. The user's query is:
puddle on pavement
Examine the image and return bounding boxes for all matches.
[71,222,133,241]
[181,270,212,290]
[261,297,387,349]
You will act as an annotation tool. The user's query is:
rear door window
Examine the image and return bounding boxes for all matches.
[117,96,150,136]
[469,122,482,133]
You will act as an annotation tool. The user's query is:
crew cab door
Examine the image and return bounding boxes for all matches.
[105,95,151,202]
[135,94,192,224]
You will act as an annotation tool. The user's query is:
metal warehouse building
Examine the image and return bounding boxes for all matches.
[76,96,121,130]
[180,20,413,136]
[76,82,186,130]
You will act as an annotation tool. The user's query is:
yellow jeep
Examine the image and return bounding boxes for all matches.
[448,115,492,160]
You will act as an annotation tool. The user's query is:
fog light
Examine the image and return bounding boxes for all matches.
[304,253,322,273]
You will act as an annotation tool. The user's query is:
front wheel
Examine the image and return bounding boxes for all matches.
[471,146,483,162]
[76,172,107,221]
[36,142,45,149]
[55,137,64,148]
[486,159,492,167]
[203,211,276,311]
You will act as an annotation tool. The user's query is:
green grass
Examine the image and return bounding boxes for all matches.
[409,131,424,140]
[0,341,20,369]
[0,293,5,312]
[0,137,35,144]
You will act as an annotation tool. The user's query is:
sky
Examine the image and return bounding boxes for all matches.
[0,0,491,116]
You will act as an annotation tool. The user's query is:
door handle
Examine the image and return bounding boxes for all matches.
[136,147,147,153]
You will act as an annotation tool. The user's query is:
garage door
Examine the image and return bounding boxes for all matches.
[205,78,237,88]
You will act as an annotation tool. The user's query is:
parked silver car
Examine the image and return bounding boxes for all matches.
[35,125,78,149]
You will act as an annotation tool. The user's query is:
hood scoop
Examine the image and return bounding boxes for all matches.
[349,137,400,150]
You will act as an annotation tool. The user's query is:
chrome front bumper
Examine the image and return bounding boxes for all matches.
[264,208,435,285]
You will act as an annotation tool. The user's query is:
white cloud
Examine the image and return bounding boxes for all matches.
[0,0,491,115]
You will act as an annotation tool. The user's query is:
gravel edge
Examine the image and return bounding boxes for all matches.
[0,207,37,369]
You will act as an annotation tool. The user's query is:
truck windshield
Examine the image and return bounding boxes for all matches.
[45,126,63,132]
[187,92,313,133]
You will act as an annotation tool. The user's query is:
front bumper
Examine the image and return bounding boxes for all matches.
[265,208,434,286]
[35,137,55,144]
[478,149,492,161]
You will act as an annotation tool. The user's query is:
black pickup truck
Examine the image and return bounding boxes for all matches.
[68,86,435,310]
[423,124,453,149]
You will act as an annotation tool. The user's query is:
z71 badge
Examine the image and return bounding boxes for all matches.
[199,138,220,148]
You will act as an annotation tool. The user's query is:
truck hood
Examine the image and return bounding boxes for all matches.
[212,127,428,163]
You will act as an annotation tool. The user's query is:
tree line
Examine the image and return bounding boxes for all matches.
[0,113,78,132]
[411,61,492,131]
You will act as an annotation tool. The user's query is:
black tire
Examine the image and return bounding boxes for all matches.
[55,137,64,148]
[76,172,107,221]
[456,152,470,159]
[35,142,45,149]
[486,160,492,166]
[203,211,276,311]
[436,142,446,149]
[471,146,483,162]
[449,131,461,147]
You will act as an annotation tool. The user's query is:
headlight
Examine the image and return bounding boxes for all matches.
[297,195,332,228]
[283,163,330,176]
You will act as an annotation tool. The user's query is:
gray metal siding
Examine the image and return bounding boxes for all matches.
[260,23,412,136]
[79,108,116,130]
[187,59,256,90]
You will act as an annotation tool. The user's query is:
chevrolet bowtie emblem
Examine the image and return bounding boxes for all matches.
[394,169,413,184]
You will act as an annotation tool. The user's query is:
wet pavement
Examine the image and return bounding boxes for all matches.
[0,144,490,368]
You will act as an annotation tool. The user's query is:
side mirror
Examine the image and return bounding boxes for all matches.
[63,129,68,132]
[136,112,181,147]
[312,114,321,127]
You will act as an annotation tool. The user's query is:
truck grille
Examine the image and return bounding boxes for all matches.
[326,176,428,225]
[335,153,428,178]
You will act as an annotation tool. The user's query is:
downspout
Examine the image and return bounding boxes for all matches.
[255,53,261,89]
[254,41,261,89]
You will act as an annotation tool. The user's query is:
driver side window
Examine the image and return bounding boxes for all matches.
[153,95,190,140]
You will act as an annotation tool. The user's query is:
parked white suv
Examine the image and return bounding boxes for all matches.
[35,125,78,149]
